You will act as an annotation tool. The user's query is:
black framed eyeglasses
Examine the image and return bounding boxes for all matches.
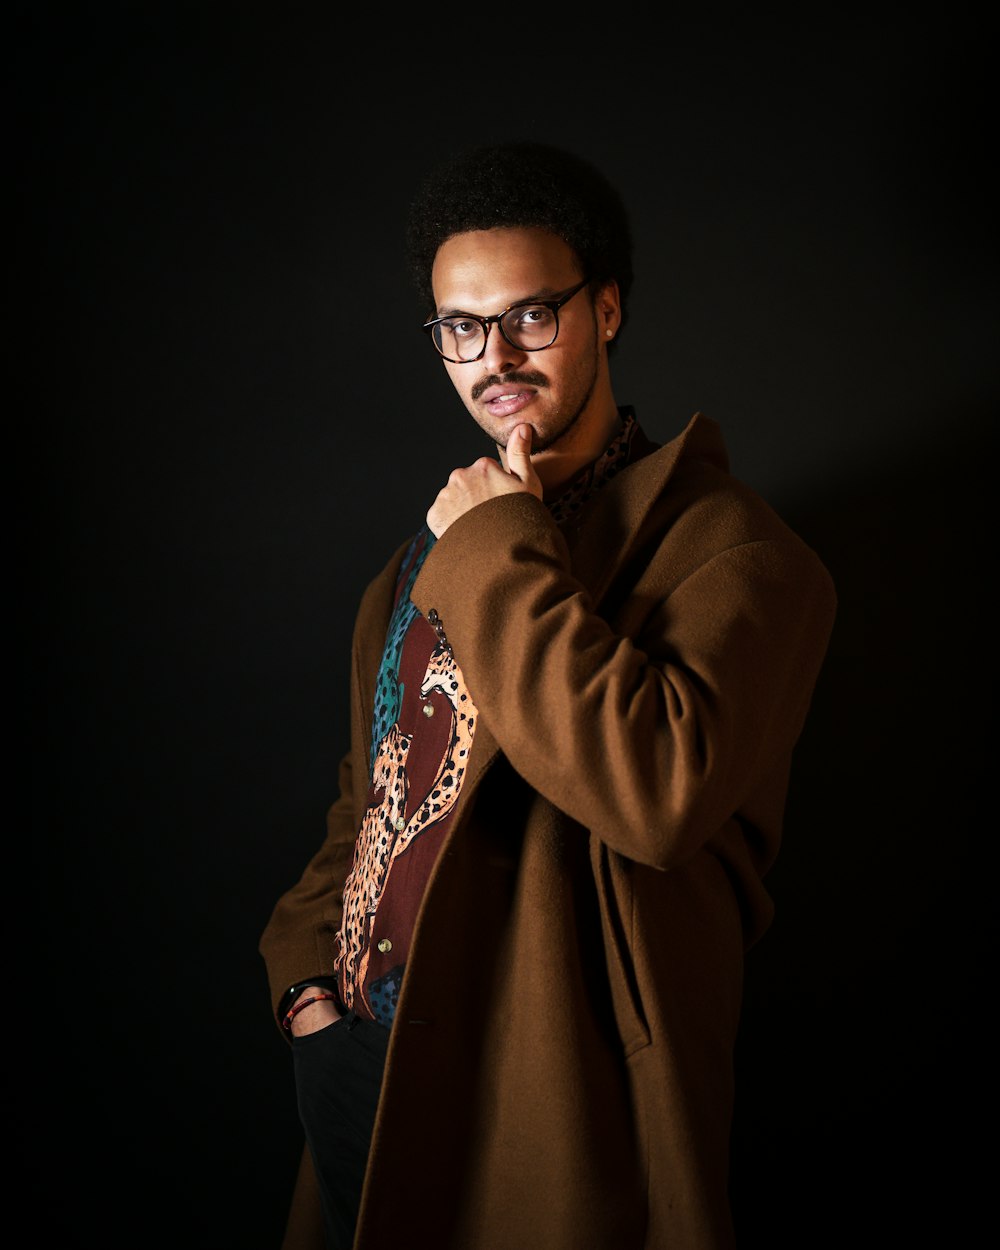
[421,277,591,363]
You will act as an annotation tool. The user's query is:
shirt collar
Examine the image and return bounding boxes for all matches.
[547,407,640,526]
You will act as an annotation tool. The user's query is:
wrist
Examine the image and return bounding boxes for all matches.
[290,985,324,1009]
[277,975,345,1026]
[282,991,339,1034]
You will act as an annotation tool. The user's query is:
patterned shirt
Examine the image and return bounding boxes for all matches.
[335,409,642,1025]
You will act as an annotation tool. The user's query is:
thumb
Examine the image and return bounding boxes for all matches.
[506,424,541,494]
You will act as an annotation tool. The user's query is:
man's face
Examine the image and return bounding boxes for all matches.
[430,226,613,457]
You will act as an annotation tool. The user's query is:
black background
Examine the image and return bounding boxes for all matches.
[19,7,994,1247]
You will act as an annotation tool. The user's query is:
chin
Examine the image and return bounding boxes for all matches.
[519,414,575,455]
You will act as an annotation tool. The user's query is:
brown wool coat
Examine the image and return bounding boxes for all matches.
[260,413,837,1250]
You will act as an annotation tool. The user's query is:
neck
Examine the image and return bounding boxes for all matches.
[501,400,623,498]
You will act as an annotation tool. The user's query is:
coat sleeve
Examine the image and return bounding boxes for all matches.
[258,749,359,1027]
[258,541,409,1029]
[410,487,836,873]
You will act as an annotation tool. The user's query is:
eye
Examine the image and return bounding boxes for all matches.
[442,317,481,340]
[510,305,555,331]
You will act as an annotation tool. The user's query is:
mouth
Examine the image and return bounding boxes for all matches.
[473,370,548,418]
[481,388,537,419]
[480,383,534,403]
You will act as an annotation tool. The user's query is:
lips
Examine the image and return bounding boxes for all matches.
[471,370,548,405]
[482,387,537,418]
[481,382,535,404]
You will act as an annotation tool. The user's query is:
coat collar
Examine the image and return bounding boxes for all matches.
[566,410,729,605]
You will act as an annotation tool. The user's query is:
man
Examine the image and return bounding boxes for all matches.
[260,140,837,1250]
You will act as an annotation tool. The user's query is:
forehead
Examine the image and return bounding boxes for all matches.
[431,227,582,313]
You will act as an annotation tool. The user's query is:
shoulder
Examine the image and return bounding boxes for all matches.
[605,415,835,600]
[625,414,810,542]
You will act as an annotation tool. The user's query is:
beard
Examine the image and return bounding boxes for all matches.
[470,346,601,453]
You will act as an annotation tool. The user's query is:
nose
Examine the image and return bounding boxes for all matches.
[480,321,526,375]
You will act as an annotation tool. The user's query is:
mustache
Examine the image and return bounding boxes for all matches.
[471,370,549,402]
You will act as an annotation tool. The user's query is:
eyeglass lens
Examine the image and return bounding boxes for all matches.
[432,303,559,362]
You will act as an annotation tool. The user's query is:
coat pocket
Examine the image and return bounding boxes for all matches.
[591,840,651,1057]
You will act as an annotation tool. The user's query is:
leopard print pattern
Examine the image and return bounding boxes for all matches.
[334,723,411,1002]
[397,641,477,848]
[336,640,477,1008]
[548,408,637,526]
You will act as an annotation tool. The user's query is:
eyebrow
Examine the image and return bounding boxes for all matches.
[435,286,565,319]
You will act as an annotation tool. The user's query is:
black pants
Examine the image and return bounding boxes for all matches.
[292,1011,390,1250]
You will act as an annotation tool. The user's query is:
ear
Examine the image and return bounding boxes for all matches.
[595,279,622,344]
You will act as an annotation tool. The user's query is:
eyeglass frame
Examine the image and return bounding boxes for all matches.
[420,276,592,363]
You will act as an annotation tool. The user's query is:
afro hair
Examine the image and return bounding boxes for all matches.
[405,140,634,345]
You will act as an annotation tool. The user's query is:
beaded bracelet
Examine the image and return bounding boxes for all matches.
[282,992,338,1032]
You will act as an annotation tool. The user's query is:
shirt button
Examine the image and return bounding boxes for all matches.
[422,703,435,717]
[394,816,405,831]
[377,938,393,954]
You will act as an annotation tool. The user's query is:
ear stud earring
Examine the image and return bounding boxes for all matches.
[606,329,613,338]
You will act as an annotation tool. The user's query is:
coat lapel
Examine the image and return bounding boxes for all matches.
[569,411,728,604]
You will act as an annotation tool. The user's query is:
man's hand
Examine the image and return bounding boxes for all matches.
[427,423,542,538]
